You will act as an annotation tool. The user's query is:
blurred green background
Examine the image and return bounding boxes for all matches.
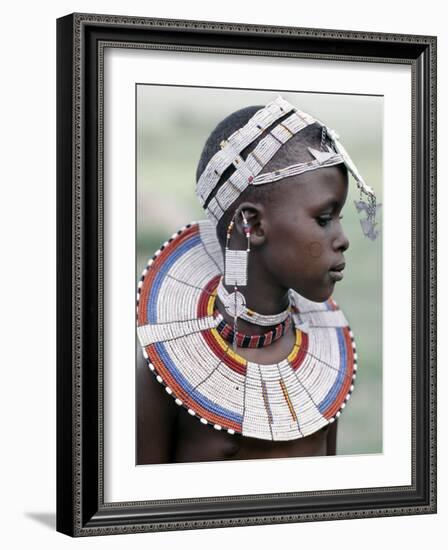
[136,86,383,456]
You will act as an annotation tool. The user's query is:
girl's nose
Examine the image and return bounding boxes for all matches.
[334,224,350,252]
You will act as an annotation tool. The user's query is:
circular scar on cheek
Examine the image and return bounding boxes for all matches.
[307,241,323,258]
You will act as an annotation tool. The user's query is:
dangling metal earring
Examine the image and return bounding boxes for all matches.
[223,210,251,350]
[320,125,327,151]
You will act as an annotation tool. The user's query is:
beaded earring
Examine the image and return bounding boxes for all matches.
[222,210,251,349]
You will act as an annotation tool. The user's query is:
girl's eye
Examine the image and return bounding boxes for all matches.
[316,214,343,227]
[317,215,332,227]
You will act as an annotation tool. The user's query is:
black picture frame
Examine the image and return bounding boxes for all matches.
[56,12,437,537]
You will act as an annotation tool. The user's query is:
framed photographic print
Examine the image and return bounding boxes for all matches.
[56,13,437,536]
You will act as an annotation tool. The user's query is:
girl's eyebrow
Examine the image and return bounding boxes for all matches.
[317,199,341,211]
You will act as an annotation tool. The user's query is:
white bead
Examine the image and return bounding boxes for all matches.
[156,375,162,383]
[165,387,172,395]
[200,418,208,425]
[175,399,182,406]
[214,424,222,431]
[188,409,196,416]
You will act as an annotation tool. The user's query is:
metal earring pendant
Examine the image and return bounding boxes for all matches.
[223,211,251,349]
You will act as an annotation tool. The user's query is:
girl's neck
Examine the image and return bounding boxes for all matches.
[215,281,296,363]
[217,277,290,337]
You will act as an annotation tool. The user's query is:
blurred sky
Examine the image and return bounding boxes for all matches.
[137,85,383,456]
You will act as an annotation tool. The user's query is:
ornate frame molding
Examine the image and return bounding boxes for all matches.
[56,12,436,536]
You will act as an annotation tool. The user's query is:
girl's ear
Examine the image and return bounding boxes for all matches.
[234,202,267,247]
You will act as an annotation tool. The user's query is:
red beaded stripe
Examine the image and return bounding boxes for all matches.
[322,326,355,419]
[138,224,199,326]
[216,315,291,349]
[198,275,246,375]
[197,275,249,374]
[146,344,241,433]
[290,330,309,371]
[197,275,220,317]
[220,324,232,340]
[201,330,247,375]
[280,379,297,422]
[236,332,245,347]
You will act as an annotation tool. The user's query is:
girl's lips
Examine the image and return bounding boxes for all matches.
[329,269,344,282]
[328,263,345,282]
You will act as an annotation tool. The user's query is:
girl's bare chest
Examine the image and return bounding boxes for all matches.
[173,408,329,462]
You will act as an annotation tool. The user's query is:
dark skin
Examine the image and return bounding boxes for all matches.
[137,165,349,464]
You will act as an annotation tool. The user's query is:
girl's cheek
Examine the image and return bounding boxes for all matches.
[307,241,323,258]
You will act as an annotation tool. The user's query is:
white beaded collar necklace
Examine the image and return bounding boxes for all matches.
[136,220,357,442]
[216,277,291,327]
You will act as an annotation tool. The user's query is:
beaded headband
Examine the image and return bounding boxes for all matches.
[196,96,379,241]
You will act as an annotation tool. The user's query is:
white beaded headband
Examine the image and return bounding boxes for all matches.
[196,96,379,240]
[196,96,296,204]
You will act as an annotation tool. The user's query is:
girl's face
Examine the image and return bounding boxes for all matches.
[260,166,350,302]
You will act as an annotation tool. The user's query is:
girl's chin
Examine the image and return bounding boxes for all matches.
[290,276,335,303]
[295,285,334,303]
[318,282,337,302]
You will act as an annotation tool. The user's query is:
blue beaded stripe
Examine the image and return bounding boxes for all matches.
[317,327,348,413]
[153,342,243,425]
[147,234,202,324]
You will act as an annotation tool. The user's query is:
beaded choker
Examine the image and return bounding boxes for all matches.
[215,312,292,349]
[217,277,291,327]
[137,220,357,442]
